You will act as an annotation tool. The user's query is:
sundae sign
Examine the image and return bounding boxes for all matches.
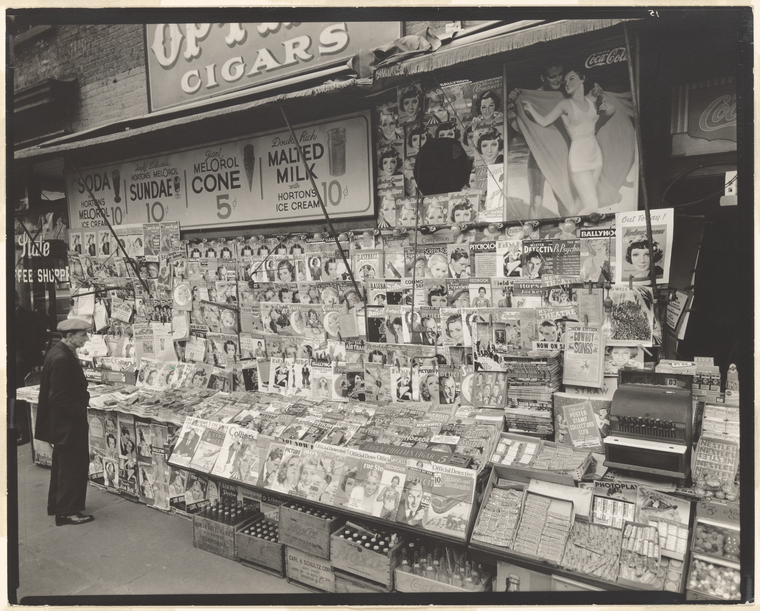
[66,112,373,230]
[145,22,399,111]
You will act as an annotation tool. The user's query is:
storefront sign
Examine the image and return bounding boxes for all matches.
[687,82,736,142]
[145,22,400,111]
[66,111,373,230]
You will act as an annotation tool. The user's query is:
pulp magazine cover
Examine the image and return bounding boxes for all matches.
[422,463,476,538]
[168,416,206,468]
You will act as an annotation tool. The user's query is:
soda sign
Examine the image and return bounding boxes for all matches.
[688,82,736,142]
[145,22,400,111]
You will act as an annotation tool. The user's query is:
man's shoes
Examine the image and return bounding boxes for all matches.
[47,508,55,516]
[55,513,94,526]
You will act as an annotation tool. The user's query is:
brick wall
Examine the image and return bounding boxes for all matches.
[13,24,148,133]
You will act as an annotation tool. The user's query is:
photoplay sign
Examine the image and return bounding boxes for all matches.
[145,22,400,111]
[65,111,373,230]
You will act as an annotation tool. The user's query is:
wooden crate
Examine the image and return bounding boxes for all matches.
[285,546,336,593]
[394,568,492,593]
[334,569,391,593]
[278,504,341,560]
[330,522,404,589]
[192,514,257,561]
[236,517,285,577]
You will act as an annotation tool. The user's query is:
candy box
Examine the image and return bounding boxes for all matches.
[616,521,661,589]
[686,554,741,600]
[691,500,740,563]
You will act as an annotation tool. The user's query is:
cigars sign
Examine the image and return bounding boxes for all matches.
[145,22,400,111]
[65,112,373,230]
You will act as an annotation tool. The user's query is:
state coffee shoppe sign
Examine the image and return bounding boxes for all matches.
[145,22,400,111]
[65,111,373,230]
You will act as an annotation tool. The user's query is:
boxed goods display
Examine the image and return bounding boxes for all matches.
[285,546,336,592]
[488,432,592,485]
[279,502,341,560]
[470,466,525,553]
[692,437,739,498]
[236,515,285,576]
[559,521,622,584]
[617,521,661,589]
[690,499,740,563]
[512,492,574,566]
[330,521,404,590]
[686,554,741,601]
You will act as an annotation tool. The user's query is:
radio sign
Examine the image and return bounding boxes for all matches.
[145,22,400,111]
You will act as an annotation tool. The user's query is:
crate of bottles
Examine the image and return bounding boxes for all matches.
[236,515,285,577]
[278,502,341,560]
[330,521,404,590]
[192,500,260,561]
[394,539,493,593]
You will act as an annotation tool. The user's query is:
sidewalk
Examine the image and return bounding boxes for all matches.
[11,443,308,602]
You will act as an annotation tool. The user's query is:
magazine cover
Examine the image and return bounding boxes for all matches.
[188,421,228,474]
[184,471,208,511]
[606,286,656,347]
[396,463,433,527]
[168,416,206,468]
[371,466,406,519]
[562,322,605,388]
[615,208,674,285]
[423,463,476,538]
[346,455,385,515]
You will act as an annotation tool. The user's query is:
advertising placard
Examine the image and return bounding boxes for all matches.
[66,111,372,230]
[145,23,400,111]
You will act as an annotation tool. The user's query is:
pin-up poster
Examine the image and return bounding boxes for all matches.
[506,38,638,220]
[65,112,373,231]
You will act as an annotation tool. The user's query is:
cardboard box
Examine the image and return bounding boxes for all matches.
[285,546,335,592]
[470,467,526,555]
[278,504,341,560]
[192,514,257,561]
[236,516,285,577]
[394,568,491,593]
[330,522,404,589]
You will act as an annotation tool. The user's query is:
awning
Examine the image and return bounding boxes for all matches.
[14,18,636,165]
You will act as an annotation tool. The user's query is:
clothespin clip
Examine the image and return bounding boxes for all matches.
[629,274,634,290]
[638,343,653,358]
[585,280,593,295]
[583,314,589,328]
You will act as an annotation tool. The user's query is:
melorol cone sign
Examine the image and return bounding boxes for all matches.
[145,22,400,111]
[65,111,373,230]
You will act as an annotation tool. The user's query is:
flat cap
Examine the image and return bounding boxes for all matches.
[57,318,91,332]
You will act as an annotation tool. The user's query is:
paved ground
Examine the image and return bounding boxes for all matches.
[11,442,309,604]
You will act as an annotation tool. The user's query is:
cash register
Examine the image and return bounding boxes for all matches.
[603,381,693,482]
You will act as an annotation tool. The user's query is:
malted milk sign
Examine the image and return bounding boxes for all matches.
[65,112,373,230]
[145,22,400,111]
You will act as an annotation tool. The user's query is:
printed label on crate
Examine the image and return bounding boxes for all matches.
[286,547,335,592]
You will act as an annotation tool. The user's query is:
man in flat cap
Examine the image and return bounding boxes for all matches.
[35,318,95,526]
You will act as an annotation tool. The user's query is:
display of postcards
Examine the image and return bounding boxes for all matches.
[468,277,493,308]
[142,223,161,256]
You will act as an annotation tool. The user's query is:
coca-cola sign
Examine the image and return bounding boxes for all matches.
[688,83,737,142]
[585,46,628,69]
